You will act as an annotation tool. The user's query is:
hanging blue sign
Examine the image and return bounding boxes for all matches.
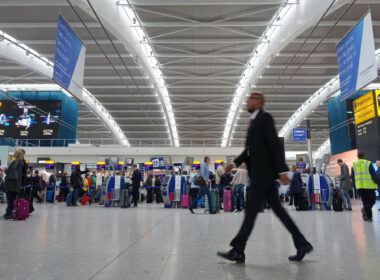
[336,12,377,101]
[292,128,307,141]
[53,15,86,96]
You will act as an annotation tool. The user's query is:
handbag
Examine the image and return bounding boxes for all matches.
[193,175,205,186]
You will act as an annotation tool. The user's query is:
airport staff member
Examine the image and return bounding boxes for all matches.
[217,92,313,264]
[351,151,380,222]
[131,164,141,207]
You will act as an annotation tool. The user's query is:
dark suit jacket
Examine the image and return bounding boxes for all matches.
[234,110,288,186]
[131,169,141,188]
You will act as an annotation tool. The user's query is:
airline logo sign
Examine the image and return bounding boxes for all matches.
[353,91,376,125]
[53,15,86,97]
[337,12,377,101]
[376,90,380,116]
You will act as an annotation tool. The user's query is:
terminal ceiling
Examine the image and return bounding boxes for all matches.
[0,0,379,151]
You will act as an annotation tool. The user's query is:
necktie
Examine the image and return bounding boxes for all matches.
[248,118,254,128]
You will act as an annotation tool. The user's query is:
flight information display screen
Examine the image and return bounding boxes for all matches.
[0,100,61,138]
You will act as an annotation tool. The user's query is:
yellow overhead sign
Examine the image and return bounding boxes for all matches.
[376,90,380,117]
[353,91,374,113]
[354,104,376,125]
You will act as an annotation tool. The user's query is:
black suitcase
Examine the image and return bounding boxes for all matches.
[332,197,343,211]
[297,189,309,211]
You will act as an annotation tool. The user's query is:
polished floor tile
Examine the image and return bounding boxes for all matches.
[0,199,379,280]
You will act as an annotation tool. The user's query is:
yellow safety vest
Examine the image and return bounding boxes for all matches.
[352,159,377,190]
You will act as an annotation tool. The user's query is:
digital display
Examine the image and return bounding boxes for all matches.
[46,160,55,171]
[0,100,61,138]
[125,158,133,165]
[144,162,153,170]
[96,161,105,170]
[71,161,80,170]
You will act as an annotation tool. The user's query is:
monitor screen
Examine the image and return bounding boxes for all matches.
[0,100,62,138]
[125,158,134,165]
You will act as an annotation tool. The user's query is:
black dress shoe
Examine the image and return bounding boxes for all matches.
[217,248,245,263]
[288,243,313,261]
[189,207,194,214]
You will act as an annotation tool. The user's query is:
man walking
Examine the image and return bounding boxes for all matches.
[131,164,141,207]
[337,159,352,210]
[351,151,380,221]
[217,92,313,263]
[189,156,216,214]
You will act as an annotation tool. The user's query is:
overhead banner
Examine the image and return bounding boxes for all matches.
[336,12,377,101]
[53,15,86,97]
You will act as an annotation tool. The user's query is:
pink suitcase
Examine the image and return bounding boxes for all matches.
[223,189,232,212]
[181,195,189,208]
[13,198,30,220]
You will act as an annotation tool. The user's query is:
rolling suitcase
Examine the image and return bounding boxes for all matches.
[205,189,219,213]
[46,189,55,203]
[81,195,90,205]
[13,198,30,220]
[223,189,232,212]
[181,195,189,208]
[120,188,131,208]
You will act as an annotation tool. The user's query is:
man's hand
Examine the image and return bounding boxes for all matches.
[279,173,290,185]
[225,164,234,173]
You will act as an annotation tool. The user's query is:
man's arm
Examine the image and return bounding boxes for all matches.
[263,113,288,174]
[369,164,380,184]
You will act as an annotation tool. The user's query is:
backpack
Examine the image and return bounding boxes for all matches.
[193,175,204,186]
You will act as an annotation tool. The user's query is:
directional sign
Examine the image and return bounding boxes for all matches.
[292,128,307,141]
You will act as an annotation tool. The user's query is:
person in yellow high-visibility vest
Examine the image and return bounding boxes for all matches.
[351,151,380,222]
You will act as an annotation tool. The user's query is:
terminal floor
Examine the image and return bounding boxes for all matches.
[0,200,380,280]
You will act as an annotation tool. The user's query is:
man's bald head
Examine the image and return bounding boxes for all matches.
[247,92,265,113]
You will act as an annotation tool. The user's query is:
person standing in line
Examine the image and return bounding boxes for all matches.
[59,172,69,202]
[49,172,57,186]
[31,170,42,204]
[230,163,248,212]
[189,168,200,207]
[154,176,162,203]
[337,159,352,211]
[17,149,32,212]
[289,165,303,210]
[131,164,141,207]
[70,165,83,206]
[189,156,216,214]
[215,162,225,209]
[3,150,23,219]
[351,151,380,222]
[217,92,313,263]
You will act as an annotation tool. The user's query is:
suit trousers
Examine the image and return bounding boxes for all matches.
[132,186,139,206]
[230,182,307,252]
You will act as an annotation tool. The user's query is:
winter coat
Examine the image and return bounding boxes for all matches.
[4,159,23,193]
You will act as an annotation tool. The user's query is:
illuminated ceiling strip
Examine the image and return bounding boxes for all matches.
[279,50,380,139]
[0,30,129,146]
[221,0,354,147]
[80,0,180,147]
